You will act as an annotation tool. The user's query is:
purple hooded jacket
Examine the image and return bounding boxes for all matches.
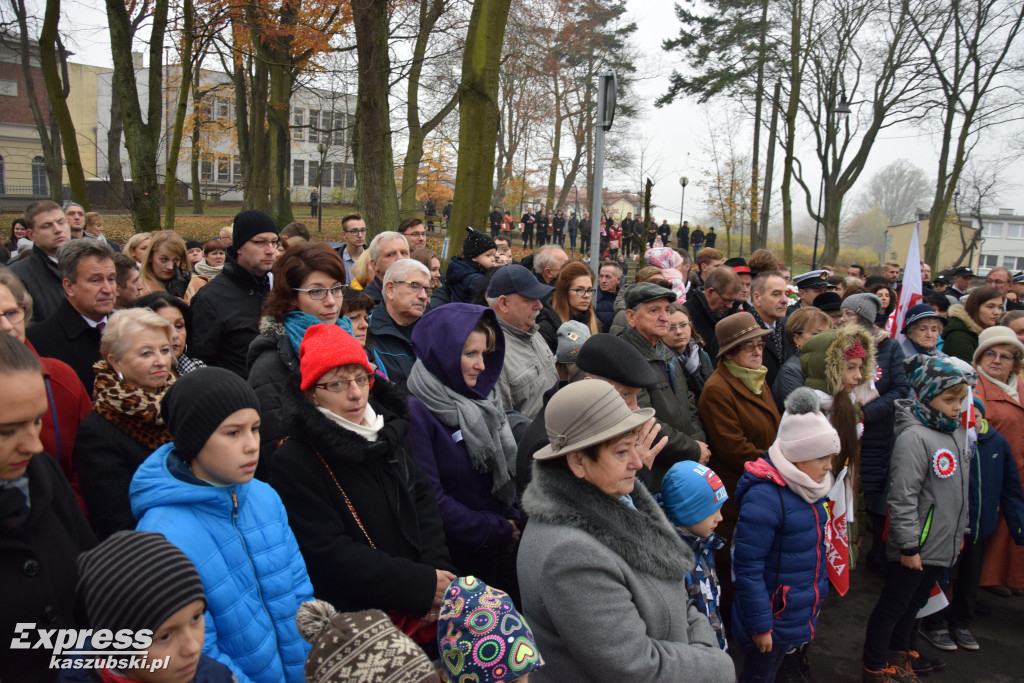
[407,303,519,555]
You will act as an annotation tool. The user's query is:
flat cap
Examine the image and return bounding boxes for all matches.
[576,333,660,389]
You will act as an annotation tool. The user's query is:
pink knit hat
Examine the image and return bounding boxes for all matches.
[768,388,841,463]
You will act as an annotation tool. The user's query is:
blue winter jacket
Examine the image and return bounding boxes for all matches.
[368,301,418,388]
[731,457,829,648]
[860,335,911,498]
[595,287,618,331]
[969,419,1024,543]
[130,444,314,683]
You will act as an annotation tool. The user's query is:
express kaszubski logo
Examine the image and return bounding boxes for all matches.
[10,623,170,672]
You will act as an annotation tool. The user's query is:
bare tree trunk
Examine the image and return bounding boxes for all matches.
[164,0,194,228]
[748,0,769,252]
[449,0,513,253]
[352,0,400,236]
[108,86,126,206]
[780,0,802,267]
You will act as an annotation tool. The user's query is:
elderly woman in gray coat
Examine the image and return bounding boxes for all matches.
[517,380,735,682]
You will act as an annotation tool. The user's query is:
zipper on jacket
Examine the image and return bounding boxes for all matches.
[230,488,270,613]
[809,502,823,639]
[919,504,934,549]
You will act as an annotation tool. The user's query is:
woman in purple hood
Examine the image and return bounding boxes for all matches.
[407,302,522,603]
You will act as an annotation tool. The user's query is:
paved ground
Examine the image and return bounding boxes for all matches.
[726,561,1024,681]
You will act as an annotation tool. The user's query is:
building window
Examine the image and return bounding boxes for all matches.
[217,157,229,183]
[980,254,998,269]
[293,159,305,187]
[308,109,320,143]
[333,114,344,144]
[201,158,213,183]
[216,100,231,121]
[984,222,1003,237]
[1006,224,1022,239]
[292,108,304,141]
[31,156,47,195]
[233,157,242,184]
[346,167,356,188]
[332,162,343,187]
[308,160,320,187]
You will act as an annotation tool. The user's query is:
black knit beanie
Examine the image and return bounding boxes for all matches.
[161,366,261,462]
[462,227,497,261]
[232,209,279,252]
[77,531,206,635]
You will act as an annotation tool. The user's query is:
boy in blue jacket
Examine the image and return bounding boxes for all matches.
[130,367,314,683]
[660,461,729,651]
[732,388,836,682]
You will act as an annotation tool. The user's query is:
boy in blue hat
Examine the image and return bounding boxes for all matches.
[660,461,729,651]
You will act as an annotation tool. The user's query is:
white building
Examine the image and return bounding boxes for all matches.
[94,54,356,204]
[965,209,1024,275]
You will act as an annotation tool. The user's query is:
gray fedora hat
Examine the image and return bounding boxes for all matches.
[534,380,655,461]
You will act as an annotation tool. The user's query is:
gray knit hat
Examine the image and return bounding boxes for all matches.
[841,293,882,325]
[556,320,591,363]
[77,531,206,634]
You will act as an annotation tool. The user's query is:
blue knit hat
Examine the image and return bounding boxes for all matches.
[660,462,728,528]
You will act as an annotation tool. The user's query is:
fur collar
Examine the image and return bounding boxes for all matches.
[948,304,983,335]
[259,315,286,338]
[523,462,694,581]
[282,376,410,464]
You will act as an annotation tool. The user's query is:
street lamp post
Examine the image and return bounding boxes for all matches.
[679,177,688,229]
[811,88,851,270]
[317,142,327,233]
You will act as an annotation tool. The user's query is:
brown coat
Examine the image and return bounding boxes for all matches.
[698,364,781,536]
[978,373,1024,588]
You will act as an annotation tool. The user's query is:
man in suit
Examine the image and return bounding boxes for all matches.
[10,200,69,322]
[27,239,116,395]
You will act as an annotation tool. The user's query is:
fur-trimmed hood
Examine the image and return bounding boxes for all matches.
[947,304,983,335]
[801,323,876,394]
[523,461,694,581]
[281,374,410,465]
[259,315,287,339]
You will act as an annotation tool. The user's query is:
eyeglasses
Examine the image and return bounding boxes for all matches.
[345,228,368,235]
[987,279,1008,285]
[404,231,426,238]
[294,285,347,300]
[736,340,765,353]
[249,238,280,249]
[569,287,596,297]
[0,306,26,325]
[315,374,374,392]
[394,280,434,296]
[668,322,691,332]
[982,350,1015,363]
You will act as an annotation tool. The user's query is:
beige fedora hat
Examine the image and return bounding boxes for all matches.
[534,380,655,460]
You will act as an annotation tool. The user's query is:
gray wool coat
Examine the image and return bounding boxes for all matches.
[518,463,735,683]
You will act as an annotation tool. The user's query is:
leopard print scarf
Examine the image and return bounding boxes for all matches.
[92,361,175,450]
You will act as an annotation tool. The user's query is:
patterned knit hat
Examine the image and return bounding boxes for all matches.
[660,462,728,528]
[438,576,543,682]
[77,531,206,635]
[904,354,967,402]
[295,601,439,683]
[462,227,497,261]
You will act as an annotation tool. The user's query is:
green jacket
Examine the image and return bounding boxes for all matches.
[940,305,981,364]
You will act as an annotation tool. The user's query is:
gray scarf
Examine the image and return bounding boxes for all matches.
[406,360,518,507]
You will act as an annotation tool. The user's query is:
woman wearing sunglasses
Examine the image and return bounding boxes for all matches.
[247,242,351,471]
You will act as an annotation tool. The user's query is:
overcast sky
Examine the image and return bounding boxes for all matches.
[44,0,1024,230]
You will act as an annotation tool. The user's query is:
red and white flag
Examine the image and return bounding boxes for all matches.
[891,221,924,343]
[917,582,950,618]
[825,467,850,596]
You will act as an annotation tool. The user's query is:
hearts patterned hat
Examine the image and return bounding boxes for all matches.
[438,576,544,682]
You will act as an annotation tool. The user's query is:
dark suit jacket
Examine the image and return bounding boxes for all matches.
[10,246,65,322]
[26,299,103,396]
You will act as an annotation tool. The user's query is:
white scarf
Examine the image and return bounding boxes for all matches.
[768,449,834,504]
[316,404,384,442]
[979,369,1020,403]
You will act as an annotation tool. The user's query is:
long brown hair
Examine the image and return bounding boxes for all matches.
[829,393,861,490]
[552,261,599,334]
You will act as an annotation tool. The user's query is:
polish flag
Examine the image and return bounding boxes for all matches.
[826,467,850,596]
[917,582,950,618]
[891,221,924,343]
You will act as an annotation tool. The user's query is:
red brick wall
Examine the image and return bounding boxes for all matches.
[1,60,52,126]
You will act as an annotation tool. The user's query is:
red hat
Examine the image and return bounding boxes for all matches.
[299,324,373,391]
[845,341,867,362]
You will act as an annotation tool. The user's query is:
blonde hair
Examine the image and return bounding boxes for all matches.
[101,308,172,360]
[351,249,373,288]
[124,233,151,260]
[0,271,33,322]
[140,231,188,286]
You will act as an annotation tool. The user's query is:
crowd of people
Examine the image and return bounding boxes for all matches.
[4,198,1024,683]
